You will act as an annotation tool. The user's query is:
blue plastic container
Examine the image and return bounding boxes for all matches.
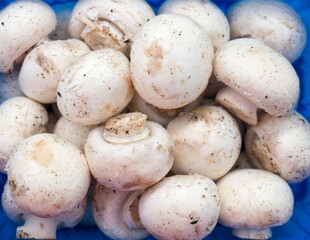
[0,0,309,239]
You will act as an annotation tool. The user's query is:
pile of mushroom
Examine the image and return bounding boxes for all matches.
[0,0,309,239]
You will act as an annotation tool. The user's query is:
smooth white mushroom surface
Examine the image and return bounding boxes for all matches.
[217,169,294,240]
[57,48,134,126]
[6,133,90,218]
[131,13,214,110]
[92,184,148,240]
[69,0,155,56]
[227,0,307,62]
[0,97,48,173]
[167,105,241,180]
[85,112,174,191]
[214,38,299,125]
[2,181,87,239]
[245,111,310,183]
[0,0,57,73]
[19,39,90,104]
[139,174,220,240]
[159,0,230,51]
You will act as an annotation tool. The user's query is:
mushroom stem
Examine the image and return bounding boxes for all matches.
[16,215,58,239]
[216,86,258,125]
[232,228,272,240]
[103,113,150,144]
[121,190,145,230]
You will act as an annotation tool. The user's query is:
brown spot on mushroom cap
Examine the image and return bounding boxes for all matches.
[35,52,56,75]
[151,83,165,98]
[26,139,54,167]
[145,40,163,76]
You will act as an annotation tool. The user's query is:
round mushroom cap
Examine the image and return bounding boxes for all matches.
[69,0,155,56]
[227,0,307,62]
[0,97,48,172]
[167,106,241,180]
[57,49,134,126]
[131,13,214,109]
[0,0,57,73]
[139,174,220,240]
[85,113,174,191]
[159,0,230,51]
[214,38,299,116]
[245,111,310,183]
[217,169,294,229]
[19,39,90,104]
[6,133,91,218]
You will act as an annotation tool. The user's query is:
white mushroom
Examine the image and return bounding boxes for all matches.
[245,111,310,183]
[217,169,294,239]
[167,105,241,180]
[130,13,214,109]
[139,174,220,240]
[69,0,155,56]
[158,0,230,51]
[227,0,307,62]
[0,0,57,73]
[2,181,87,239]
[57,49,134,126]
[0,65,24,104]
[92,183,148,240]
[0,97,48,172]
[214,38,299,125]
[85,112,174,191]
[19,39,90,104]
[6,133,90,218]
[53,116,94,152]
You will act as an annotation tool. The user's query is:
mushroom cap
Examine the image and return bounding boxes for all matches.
[6,133,90,218]
[217,169,294,229]
[139,174,220,240]
[19,39,90,104]
[130,13,214,109]
[0,97,48,172]
[214,38,299,116]
[0,0,57,73]
[57,49,134,126]
[92,184,149,240]
[159,0,230,51]
[85,116,174,191]
[69,0,155,54]
[167,105,241,180]
[53,116,94,152]
[0,65,24,104]
[245,111,310,183]
[227,0,307,62]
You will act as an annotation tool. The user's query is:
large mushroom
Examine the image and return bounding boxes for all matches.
[0,0,57,73]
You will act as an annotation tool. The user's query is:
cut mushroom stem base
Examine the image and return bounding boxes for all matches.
[232,228,272,240]
[16,215,58,239]
[216,86,258,125]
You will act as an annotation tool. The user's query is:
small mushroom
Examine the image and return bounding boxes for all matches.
[53,116,94,152]
[57,49,134,126]
[0,65,24,104]
[92,183,148,240]
[85,112,174,191]
[69,0,155,56]
[214,38,299,125]
[2,181,87,239]
[19,39,90,104]
[227,0,307,62]
[217,169,294,239]
[6,133,91,218]
[130,13,214,109]
[245,111,310,183]
[0,0,57,73]
[167,105,241,180]
[158,0,230,51]
[139,174,220,240]
[0,97,48,172]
